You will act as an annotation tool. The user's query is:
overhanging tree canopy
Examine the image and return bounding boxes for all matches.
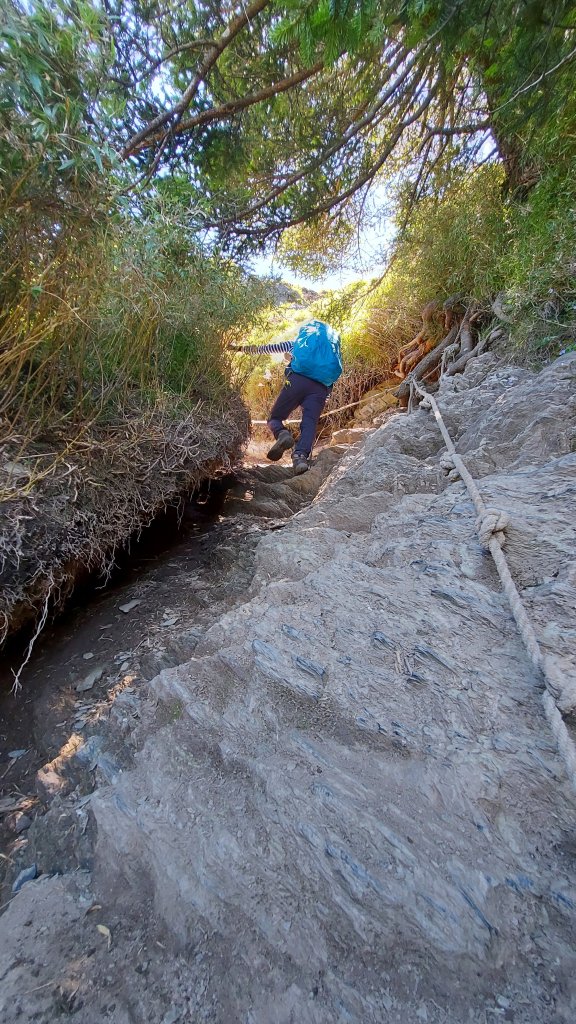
[104,0,576,248]
[3,1,576,253]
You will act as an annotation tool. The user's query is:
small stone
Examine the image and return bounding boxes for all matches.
[3,461,30,480]
[7,812,32,834]
[281,624,303,640]
[8,749,27,760]
[496,996,511,1009]
[162,1010,181,1024]
[293,655,326,680]
[162,615,179,627]
[76,667,104,692]
[0,796,26,813]
[36,765,67,801]
[119,599,141,614]
[74,735,104,767]
[12,864,37,893]
[331,428,369,445]
[83,652,95,660]
[371,631,395,651]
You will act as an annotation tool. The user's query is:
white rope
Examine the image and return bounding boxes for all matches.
[440,341,460,378]
[412,379,576,791]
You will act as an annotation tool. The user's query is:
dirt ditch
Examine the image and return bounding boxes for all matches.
[0,443,347,902]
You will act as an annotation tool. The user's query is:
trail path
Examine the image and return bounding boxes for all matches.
[0,444,346,891]
[1,354,575,1024]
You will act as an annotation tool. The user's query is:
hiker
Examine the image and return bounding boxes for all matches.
[231,320,343,474]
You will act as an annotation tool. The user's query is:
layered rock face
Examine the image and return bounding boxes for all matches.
[93,352,576,1022]
[6,353,574,1023]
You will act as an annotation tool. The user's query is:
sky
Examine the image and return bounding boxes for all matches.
[250,252,383,291]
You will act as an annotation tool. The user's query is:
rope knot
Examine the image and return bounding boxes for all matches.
[477,508,509,548]
[439,453,459,481]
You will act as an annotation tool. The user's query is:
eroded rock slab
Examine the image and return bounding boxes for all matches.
[2,352,576,1024]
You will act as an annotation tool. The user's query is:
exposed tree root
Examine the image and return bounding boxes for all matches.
[393,296,501,406]
[444,324,505,376]
[395,323,460,405]
[395,301,444,377]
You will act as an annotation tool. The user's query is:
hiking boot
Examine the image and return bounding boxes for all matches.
[266,429,294,461]
[292,454,309,475]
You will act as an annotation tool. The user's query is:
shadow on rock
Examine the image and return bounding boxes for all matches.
[223,445,348,518]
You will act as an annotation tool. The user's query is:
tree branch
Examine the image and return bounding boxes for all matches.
[395,323,460,401]
[210,45,432,229]
[227,77,442,240]
[131,61,325,152]
[491,42,576,112]
[133,39,217,85]
[122,0,272,159]
[419,119,491,145]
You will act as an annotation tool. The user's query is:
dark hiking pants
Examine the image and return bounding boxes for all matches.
[268,370,329,458]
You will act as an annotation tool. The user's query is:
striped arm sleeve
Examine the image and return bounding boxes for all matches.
[231,340,294,354]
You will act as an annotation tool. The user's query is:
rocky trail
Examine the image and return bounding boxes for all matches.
[1,353,576,1024]
[0,444,345,877]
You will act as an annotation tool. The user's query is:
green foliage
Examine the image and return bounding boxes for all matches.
[141,0,575,245]
[318,165,508,373]
[498,167,576,301]
[6,0,569,266]
[0,202,270,437]
[271,0,379,64]
[277,215,357,280]
[325,151,576,372]
[396,165,509,300]
[0,2,271,445]
[2,0,576,450]
[93,205,271,403]
[0,0,114,184]
[490,157,576,364]
[0,1,117,213]
[310,281,375,363]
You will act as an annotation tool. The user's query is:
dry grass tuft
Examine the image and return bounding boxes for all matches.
[1,395,249,665]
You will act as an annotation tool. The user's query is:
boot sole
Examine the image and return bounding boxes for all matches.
[267,435,294,461]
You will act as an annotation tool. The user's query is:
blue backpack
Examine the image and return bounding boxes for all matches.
[290,320,343,387]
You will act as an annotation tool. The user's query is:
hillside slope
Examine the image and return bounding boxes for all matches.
[1,352,575,1023]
